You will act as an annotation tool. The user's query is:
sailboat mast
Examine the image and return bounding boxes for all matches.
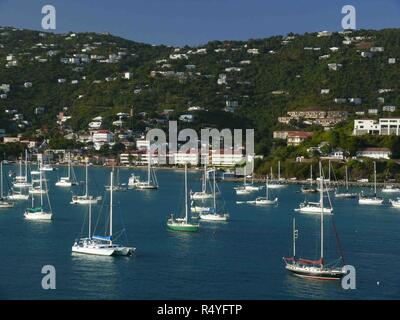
[278,161,281,181]
[25,149,28,181]
[110,170,113,244]
[374,161,377,195]
[213,168,216,211]
[147,147,151,184]
[88,201,92,239]
[85,161,88,196]
[266,175,269,199]
[293,217,296,257]
[345,165,349,191]
[184,164,188,223]
[68,154,71,179]
[0,160,3,198]
[203,161,207,193]
[319,162,324,265]
[39,161,43,208]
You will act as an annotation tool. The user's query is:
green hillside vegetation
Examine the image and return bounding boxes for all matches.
[1,26,400,165]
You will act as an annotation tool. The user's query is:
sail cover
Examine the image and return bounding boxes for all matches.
[93,235,112,241]
[298,258,323,265]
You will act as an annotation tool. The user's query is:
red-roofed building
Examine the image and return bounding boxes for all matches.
[287,131,314,146]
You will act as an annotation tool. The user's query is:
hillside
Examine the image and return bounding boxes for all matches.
[1,26,400,155]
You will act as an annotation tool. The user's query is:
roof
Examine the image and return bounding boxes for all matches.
[287,131,314,138]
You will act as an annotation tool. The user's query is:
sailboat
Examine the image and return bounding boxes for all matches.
[268,161,287,189]
[105,166,127,191]
[71,161,102,204]
[13,150,31,188]
[135,148,158,190]
[72,171,135,256]
[358,161,383,205]
[200,169,229,221]
[254,176,278,205]
[235,166,251,195]
[40,153,55,171]
[0,161,14,208]
[382,185,400,193]
[295,164,333,215]
[335,165,357,199]
[301,164,318,193]
[55,155,78,187]
[191,162,214,199]
[283,162,345,280]
[167,164,200,232]
[24,161,52,220]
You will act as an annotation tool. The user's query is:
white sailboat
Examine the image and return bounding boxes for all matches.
[55,155,78,187]
[235,166,251,195]
[268,161,287,189]
[295,164,333,215]
[13,150,31,188]
[254,176,278,205]
[135,148,158,190]
[389,198,400,208]
[301,164,317,193]
[71,161,102,204]
[191,162,214,199]
[382,185,400,193]
[167,164,200,232]
[24,162,52,220]
[358,161,383,205]
[284,162,345,280]
[40,153,55,171]
[72,171,135,256]
[105,166,126,191]
[334,165,357,199]
[200,169,229,221]
[0,161,14,208]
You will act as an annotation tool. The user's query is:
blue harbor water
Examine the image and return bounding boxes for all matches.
[1,165,400,299]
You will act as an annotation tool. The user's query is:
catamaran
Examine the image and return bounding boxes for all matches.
[301,165,318,193]
[334,165,357,199]
[268,161,287,189]
[0,161,14,208]
[296,164,333,215]
[284,162,345,280]
[55,155,78,187]
[358,161,383,205]
[167,164,200,232]
[200,169,229,221]
[24,166,52,220]
[72,171,135,256]
[71,161,102,204]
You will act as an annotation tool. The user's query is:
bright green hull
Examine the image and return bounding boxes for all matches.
[167,222,199,232]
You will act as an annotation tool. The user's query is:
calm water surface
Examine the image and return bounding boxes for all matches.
[0,165,399,299]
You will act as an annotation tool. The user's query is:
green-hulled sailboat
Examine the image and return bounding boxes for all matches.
[167,164,199,232]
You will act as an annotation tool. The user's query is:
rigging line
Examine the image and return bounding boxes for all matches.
[331,217,345,265]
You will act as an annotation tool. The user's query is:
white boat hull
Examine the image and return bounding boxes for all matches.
[24,212,52,220]
[295,206,333,214]
[358,198,384,205]
[255,197,278,205]
[71,196,102,204]
[7,194,29,201]
[390,199,400,208]
[190,192,213,199]
[199,213,229,221]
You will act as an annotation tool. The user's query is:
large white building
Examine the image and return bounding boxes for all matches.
[92,130,114,150]
[353,118,400,136]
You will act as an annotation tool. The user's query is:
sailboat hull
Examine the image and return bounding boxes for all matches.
[199,213,229,221]
[285,264,344,280]
[24,211,52,220]
[167,222,199,232]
